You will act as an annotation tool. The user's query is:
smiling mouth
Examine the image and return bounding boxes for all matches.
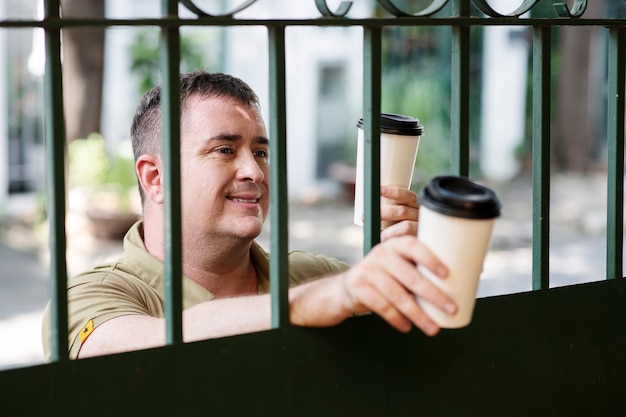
[227,197,260,204]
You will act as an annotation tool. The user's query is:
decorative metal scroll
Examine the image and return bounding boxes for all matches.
[179,0,588,19]
[314,0,448,17]
[472,0,540,17]
[553,0,587,18]
[376,0,449,17]
[179,0,257,17]
[315,0,353,17]
[473,0,587,17]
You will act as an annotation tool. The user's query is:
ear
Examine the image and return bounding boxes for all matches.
[136,155,164,204]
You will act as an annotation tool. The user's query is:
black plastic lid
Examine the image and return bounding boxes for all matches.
[356,113,424,136]
[419,176,501,219]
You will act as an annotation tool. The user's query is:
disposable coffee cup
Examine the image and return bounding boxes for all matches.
[353,113,424,229]
[416,175,501,328]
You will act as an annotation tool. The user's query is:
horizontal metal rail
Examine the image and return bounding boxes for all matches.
[3,17,626,29]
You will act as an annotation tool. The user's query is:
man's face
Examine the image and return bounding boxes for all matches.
[178,94,270,243]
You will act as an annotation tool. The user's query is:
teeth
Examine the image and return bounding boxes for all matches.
[231,198,258,203]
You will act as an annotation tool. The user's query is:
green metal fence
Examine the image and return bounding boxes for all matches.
[1,0,626,415]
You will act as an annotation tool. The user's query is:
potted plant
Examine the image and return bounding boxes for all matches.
[68,133,140,239]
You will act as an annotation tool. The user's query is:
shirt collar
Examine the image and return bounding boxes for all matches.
[122,221,271,306]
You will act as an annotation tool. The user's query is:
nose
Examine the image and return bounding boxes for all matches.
[236,152,265,183]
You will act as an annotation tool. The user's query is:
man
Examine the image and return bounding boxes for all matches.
[42,71,457,361]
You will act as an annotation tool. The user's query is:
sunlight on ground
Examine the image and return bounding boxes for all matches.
[0,311,45,370]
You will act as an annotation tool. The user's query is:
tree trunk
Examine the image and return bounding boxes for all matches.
[60,0,105,142]
[552,0,604,172]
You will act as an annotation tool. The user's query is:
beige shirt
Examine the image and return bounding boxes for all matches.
[42,221,350,361]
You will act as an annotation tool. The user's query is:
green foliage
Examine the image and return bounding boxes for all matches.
[68,134,109,188]
[68,134,137,212]
[129,28,212,94]
[381,66,452,189]
[377,23,487,184]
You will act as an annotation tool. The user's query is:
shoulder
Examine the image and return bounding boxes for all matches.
[288,251,350,285]
[59,262,162,361]
[68,264,157,300]
[250,241,350,286]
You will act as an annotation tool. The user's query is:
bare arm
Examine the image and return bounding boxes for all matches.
[79,236,456,358]
[289,236,455,333]
[78,295,274,358]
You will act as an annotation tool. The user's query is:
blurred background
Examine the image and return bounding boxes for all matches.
[1,0,625,369]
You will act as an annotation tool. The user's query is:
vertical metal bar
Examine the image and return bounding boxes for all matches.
[161,0,183,344]
[44,0,68,362]
[363,26,382,254]
[268,25,289,328]
[450,0,470,176]
[606,28,625,280]
[532,26,551,290]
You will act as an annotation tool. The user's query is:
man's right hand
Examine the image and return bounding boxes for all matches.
[289,235,457,336]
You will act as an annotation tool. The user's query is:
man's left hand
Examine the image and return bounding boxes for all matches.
[379,185,419,242]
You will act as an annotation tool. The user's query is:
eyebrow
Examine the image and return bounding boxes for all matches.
[210,134,269,145]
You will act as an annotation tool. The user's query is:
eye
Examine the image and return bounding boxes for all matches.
[216,147,235,155]
[254,149,268,158]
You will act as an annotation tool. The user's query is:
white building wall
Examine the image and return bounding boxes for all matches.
[479,1,530,181]
[232,0,371,201]
[1,0,45,199]
[101,0,160,145]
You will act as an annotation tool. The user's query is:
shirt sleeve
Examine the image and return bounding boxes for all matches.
[42,270,164,361]
[287,251,351,286]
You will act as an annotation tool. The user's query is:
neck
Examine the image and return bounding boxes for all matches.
[142,220,258,298]
[141,209,259,297]
[182,242,258,298]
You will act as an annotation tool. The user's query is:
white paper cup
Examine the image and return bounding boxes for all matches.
[416,176,501,328]
[353,113,423,229]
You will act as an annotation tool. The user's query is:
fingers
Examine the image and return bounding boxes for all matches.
[343,236,457,336]
[360,266,440,335]
[380,185,419,208]
[379,186,419,235]
[380,220,418,242]
[380,203,419,225]
[343,276,415,333]
[377,237,452,304]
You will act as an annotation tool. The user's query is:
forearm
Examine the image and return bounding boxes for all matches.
[78,278,351,359]
[183,294,272,341]
[187,276,353,339]
[288,275,352,327]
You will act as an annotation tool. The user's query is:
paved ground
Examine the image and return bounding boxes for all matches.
[0,172,617,370]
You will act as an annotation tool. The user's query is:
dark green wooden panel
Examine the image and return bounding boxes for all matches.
[2,279,625,416]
